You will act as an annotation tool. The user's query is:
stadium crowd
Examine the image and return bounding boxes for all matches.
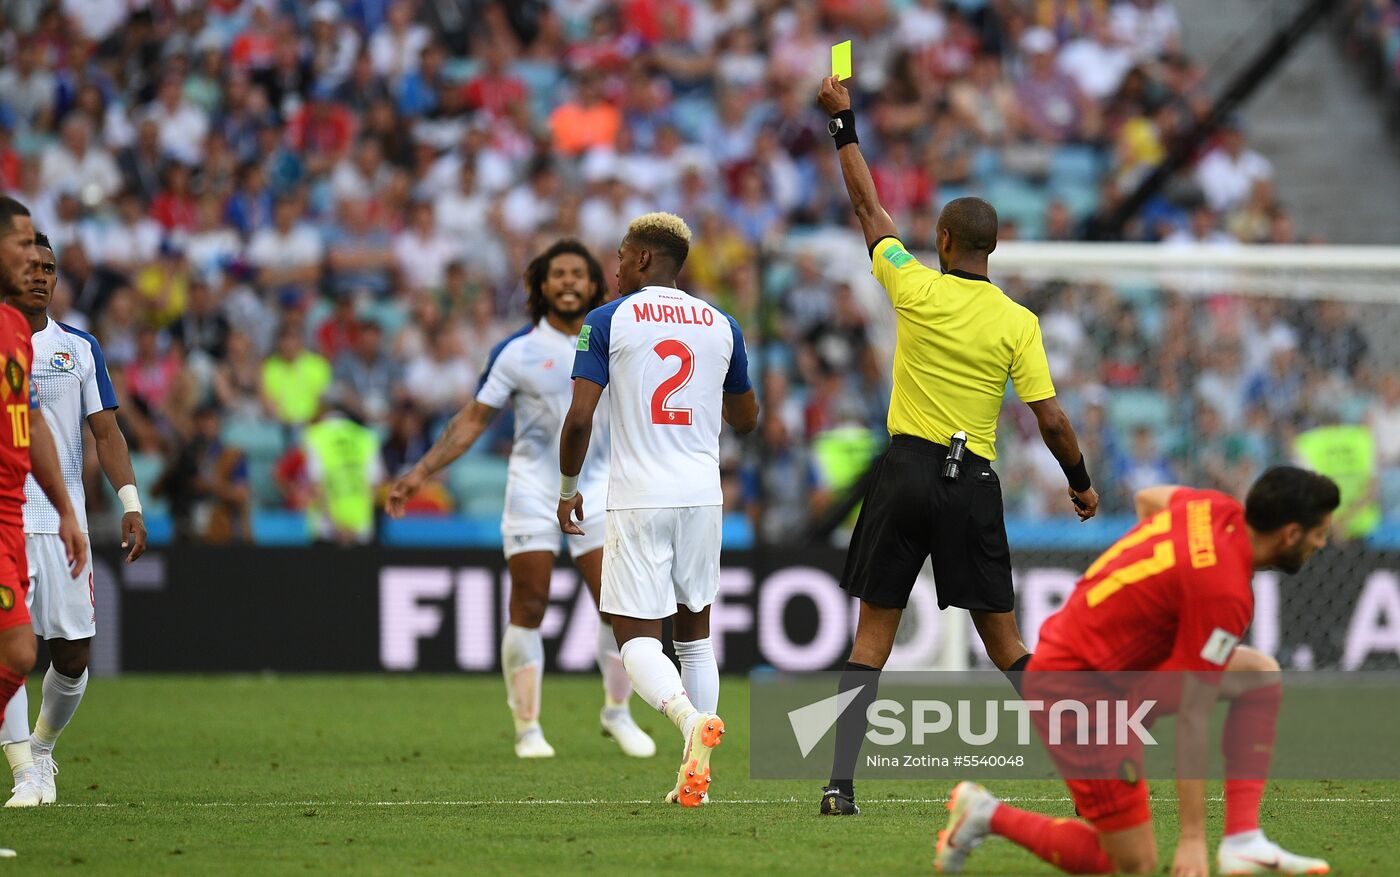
[1340,0,1400,132]
[0,0,1395,545]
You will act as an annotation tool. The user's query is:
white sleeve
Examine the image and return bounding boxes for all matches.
[474,341,518,409]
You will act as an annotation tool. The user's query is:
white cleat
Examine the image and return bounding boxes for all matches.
[1218,833,1330,875]
[33,753,56,805]
[4,768,43,808]
[601,708,656,758]
[514,728,556,759]
[934,781,999,874]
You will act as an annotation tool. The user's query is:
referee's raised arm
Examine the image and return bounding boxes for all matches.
[817,77,898,250]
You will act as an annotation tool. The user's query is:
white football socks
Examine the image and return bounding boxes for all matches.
[674,638,718,714]
[596,620,633,713]
[0,683,27,746]
[500,625,544,737]
[0,683,30,780]
[31,668,87,755]
[619,637,700,738]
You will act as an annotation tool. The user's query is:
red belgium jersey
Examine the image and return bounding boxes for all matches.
[0,304,36,526]
[1032,488,1254,675]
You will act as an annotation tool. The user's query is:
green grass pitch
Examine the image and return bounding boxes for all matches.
[2,675,1393,875]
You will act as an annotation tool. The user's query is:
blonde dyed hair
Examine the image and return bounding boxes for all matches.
[625,212,693,269]
[626,211,693,243]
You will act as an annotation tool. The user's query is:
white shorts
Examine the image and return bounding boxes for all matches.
[600,506,722,619]
[26,532,95,641]
[502,527,606,561]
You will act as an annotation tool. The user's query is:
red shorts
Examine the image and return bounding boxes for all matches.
[1063,777,1150,832]
[0,524,29,632]
[1024,660,1156,833]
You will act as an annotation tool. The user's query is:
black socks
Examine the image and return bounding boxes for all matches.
[828,661,882,799]
[1004,652,1032,696]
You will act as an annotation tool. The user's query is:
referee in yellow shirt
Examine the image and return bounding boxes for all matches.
[815,75,1100,816]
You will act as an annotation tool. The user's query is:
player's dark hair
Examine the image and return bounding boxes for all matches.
[0,197,30,233]
[938,197,998,255]
[524,239,607,323]
[1244,466,1341,533]
[33,231,52,253]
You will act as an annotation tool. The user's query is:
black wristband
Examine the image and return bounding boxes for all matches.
[830,109,858,149]
[1061,455,1092,493]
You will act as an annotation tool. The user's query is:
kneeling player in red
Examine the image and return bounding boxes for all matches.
[935,466,1338,876]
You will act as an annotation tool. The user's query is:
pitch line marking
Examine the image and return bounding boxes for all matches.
[47,796,1397,808]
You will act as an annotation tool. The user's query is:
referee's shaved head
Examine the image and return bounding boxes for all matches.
[937,197,999,256]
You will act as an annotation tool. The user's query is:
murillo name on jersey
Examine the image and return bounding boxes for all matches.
[631,302,716,327]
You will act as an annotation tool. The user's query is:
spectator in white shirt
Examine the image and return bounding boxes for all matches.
[897,0,947,50]
[140,75,210,166]
[1369,373,1400,470]
[1109,0,1182,60]
[1058,21,1136,100]
[45,189,87,255]
[61,0,131,44]
[433,162,491,247]
[393,201,457,291]
[752,128,803,213]
[246,195,325,290]
[690,0,758,51]
[369,0,431,82]
[40,115,123,203]
[500,159,560,239]
[183,195,243,279]
[1195,118,1273,213]
[403,327,477,420]
[1163,205,1237,246]
[80,189,163,276]
[1194,345,1251,430]
[308,0,362,89]
[0,43,57,129]
[579,176,652,255]
[330,137,395,206]
[428,124,515,196]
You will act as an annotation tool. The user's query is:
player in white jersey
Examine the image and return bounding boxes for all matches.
[559,213,757,807]
[386,240,653,759]
[1,232,147,807]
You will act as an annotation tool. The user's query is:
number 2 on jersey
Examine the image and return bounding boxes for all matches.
[650,339,694,426]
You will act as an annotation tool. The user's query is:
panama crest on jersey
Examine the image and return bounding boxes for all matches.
[50,351,75,372]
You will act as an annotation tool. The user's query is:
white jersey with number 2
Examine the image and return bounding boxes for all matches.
[571,285,750,510]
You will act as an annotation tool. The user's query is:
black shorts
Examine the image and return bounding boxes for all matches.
[839,435,1014,612]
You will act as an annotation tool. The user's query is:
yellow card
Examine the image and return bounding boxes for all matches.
[831,40,852,80]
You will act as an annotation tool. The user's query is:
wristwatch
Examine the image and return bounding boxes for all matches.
[827,109,857,147]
